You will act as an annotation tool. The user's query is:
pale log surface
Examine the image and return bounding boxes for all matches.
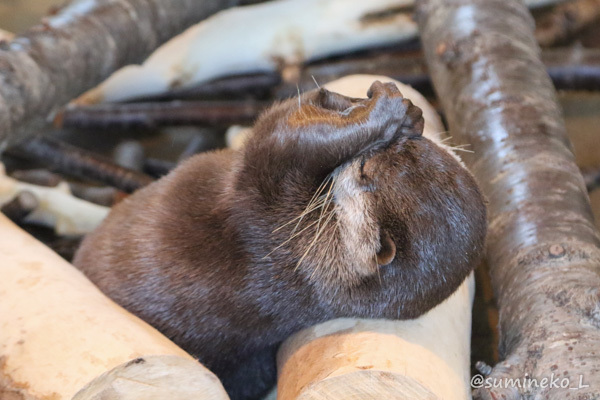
[0,214,227,400]
[0,0,259,147]
[73,355,229,400]
[277,275,474,400]
[417,0,600,398]
[0,163,109,235]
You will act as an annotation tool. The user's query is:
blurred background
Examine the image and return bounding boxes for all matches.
[0,0,58,33]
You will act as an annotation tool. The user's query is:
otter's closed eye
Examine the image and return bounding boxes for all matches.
[359,156,368,180]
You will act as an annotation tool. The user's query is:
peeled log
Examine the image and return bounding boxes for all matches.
[277,276,474,400]
[416,1,600,399]
[0,214,228,400]
[75,0,417,104]
[276,75,475,400]
[73,355,229,400]
[75,0,561,105]
[0,163,109,235]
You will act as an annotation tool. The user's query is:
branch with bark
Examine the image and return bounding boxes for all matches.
[9,137,154,193]
[0,0,264,147]
[416,0,600,398]
[0,0,574,148]
[56,100,268,130]
[52,45,600,135]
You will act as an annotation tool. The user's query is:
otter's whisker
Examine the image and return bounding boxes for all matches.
[307,174,334,204]
[272,196,327,234]
[283,174,333,233]
[289,196,328,236]
[269,178,336,259]
[304,174,333,212]
[375,254,382,285]
[451,147,474,154]
[307,175,335,243]
[297,180,336,270]
[272,174,332,234]
[263,216,324,259]
[299,204,336,271]
[311,75,321,89]
[310,217,337,280]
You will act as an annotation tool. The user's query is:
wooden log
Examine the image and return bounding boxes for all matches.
[416,0,600,398]
[74,0,419,104]
[0,0,265,146]
[9,137,155,193]
[0,213,228,400]
[276,75,475,400]
[277,275,474,400]
[0,163,109,235]
[74,0,567,105]
[73,355,229,400]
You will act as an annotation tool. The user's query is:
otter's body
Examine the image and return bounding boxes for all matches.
[74,80,486,400]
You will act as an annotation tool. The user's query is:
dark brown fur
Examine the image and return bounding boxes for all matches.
[74,81,487,400]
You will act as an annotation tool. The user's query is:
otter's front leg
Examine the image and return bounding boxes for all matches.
[244,80,425,180]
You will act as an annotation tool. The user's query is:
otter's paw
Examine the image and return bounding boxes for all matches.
[366,80,425,139]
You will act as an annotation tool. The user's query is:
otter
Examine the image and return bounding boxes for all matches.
[74,79,487,400]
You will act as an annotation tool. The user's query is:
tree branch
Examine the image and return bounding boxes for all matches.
[416,0,600,398]
[299,47,600,95]
[8,137,154,193]
[0,0,262,147]
[56,100,268,130]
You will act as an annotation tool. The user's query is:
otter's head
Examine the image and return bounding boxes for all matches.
[237,80,486,320]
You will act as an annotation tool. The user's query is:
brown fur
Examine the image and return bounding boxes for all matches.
[74,81,487,400]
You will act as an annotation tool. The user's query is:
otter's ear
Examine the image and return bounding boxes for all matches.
[376,230,396,266]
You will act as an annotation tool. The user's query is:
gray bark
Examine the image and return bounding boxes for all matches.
[0,0,260,148]
[416,0,600,398]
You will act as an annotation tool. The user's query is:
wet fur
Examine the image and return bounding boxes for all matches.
[74,81,487,400]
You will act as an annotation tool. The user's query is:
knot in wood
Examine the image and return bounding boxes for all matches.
[435,40,460,68]
[548,244,565,258]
